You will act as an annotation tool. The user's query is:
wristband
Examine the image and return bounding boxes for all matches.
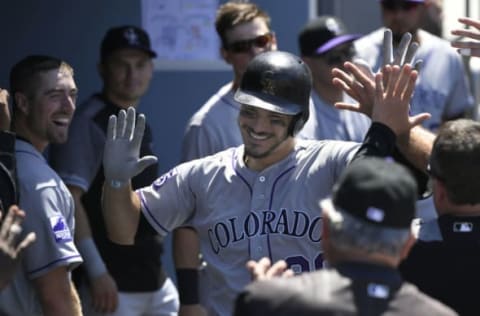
[77,238,107,279]
[176,268,199,305]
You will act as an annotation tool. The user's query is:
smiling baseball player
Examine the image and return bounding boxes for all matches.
[101,49,432,316]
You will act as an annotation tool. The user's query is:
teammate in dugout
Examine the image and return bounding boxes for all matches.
[100,47,434,315]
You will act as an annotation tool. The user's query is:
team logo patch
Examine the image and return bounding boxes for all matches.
[49,215,72,243]
[367,283,389,299]
[260,71,275,95]
[453,222,473,233]
[124,27,140,45]
[153,168,178,190]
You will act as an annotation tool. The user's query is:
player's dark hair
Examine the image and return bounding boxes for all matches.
[9,55,74,113]
[215,1,271,48]
[429,119,480,204]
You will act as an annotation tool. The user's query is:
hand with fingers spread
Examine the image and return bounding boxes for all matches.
[451,17,480,57]
[0,205,36,290]
[246,257,294,282]
[103,107,158,188]
[332,29,421,117]
[372,64,430,136]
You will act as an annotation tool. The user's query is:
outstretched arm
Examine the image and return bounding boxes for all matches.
[451,17,480,57]
[102,107,157,245]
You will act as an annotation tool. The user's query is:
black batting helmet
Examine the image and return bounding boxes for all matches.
[234,51,312,136]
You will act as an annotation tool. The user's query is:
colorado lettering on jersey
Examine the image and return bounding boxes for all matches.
[208,209,322,254]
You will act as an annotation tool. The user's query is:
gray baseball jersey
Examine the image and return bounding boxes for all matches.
[139,139,359,316]
[181,82,316,162]
[300,91,371,142]
[0,140,82,316]
[355,28,475,131]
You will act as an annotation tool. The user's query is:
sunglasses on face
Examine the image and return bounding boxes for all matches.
[224,33,274,53]
[320,45,355,66]
[381,1,422,11]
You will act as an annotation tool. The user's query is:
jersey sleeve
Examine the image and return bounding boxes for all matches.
[20,186,82,279]
[48,113,104,191]
[137,161,198,236]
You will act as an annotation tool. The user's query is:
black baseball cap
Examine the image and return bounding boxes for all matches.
[298,16,361,56]
[325,158,417,229]
[101,25,157,61]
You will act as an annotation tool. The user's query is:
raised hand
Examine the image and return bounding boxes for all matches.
[372,64,430,136]
[451,17,480,57]
[246,257,294,282]
[103,107,158,188]
[332,29,421,118]
[383,29,420,68]
[0,205,36,289]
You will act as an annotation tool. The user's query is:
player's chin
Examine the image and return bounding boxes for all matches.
[50,131,69,144]
[244,145,272,159]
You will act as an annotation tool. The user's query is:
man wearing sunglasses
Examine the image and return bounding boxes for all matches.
[355,0,474,132]
[175,2,315,316]
[298,15,371,142]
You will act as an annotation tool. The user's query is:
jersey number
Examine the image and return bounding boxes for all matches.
[285,253,324,274]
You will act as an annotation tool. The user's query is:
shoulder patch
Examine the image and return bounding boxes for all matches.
[153,168,178,190]
[49,215,73,243]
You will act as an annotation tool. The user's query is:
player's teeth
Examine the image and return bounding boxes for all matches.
[250,133,267,140]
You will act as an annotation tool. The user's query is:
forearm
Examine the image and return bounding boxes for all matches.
[174,228,202,306]
[352,122,396,162]
[102,182,141,245]
[396,126,434,172]
[69,186,108,279]
[35,269,82,316]
[70,280,82,316]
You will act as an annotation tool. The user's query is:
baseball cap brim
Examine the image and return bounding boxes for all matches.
[234,89,303,115]
[316,34,362,54]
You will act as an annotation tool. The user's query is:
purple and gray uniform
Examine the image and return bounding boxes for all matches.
[140,139,359,316]
[0,140,82,315]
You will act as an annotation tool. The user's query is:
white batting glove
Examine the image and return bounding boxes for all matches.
[354,29,422,82]
[103,107,158,188]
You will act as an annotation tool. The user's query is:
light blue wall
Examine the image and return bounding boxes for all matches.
[1,0,379,282]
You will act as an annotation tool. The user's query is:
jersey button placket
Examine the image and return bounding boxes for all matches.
[249,175,269,260]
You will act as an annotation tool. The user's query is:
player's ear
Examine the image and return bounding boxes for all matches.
[431,179,448,215]
[14,92,29,115]
[221,47,233,65]
[400,233,416,260]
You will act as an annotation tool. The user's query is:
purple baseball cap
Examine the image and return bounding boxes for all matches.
[298,16,361,56]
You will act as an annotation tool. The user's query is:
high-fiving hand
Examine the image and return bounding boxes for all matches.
[451,17,480,57]
[332,29,421,118]
[103,107,158,188]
